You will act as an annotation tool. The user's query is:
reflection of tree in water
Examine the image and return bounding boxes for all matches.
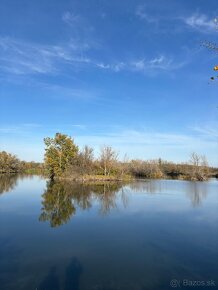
[186,182,208,208]
[40,179,210,227]
[128,180,163,194]
[39,181,76,227]
[128,180,209,207]
[0,174,19,195]
[39,181,125,227]
[96,183,119,215]
[0,174,40,196]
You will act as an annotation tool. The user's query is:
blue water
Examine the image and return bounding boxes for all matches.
[0,176,217,290]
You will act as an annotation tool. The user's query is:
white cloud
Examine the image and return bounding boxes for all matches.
[0,35,186,78]
[131,55,175,71]
[96,55,186,74]
[148,55,186,70]
[183,13,216,33]
[0,37,92,75]
[132,59,145,71]
[150,55,170,66]
[135,5,158,24]
[96,61,125,72]
[96,62,111,69]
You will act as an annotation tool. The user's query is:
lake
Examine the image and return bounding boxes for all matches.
[0,175,217,290]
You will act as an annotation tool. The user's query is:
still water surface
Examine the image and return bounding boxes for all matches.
[0,175,217,290]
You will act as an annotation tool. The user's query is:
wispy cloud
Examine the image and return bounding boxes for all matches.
[74,128,218,165]
[182,13,216,33]
[62,11,97,49]
[0,37,92,76]
[76,129,209,147]
[96,61,126,72]
[62,11,82,26]
[0,33,186,79]
[135,5,158,24]
[132,56,175,71]
[136,7,217,35]
[191,124,218,139]
[96,55,186,73]
[0,7,188,79]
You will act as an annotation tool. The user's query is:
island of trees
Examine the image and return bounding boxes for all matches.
[0,132,217,181]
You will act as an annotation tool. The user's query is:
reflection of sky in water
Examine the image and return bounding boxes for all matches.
[0,176,217,290]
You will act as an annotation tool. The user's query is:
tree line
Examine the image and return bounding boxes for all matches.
[1,133,217,181]
[0,151,43,174]
[44,133,217,181]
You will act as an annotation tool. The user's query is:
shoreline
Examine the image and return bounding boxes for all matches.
[55,174,216,183]
[1,172,217,183]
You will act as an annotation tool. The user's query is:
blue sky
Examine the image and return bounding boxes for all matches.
[0,0,218,165]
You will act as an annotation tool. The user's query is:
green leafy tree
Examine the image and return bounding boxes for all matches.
[44,133,78,178]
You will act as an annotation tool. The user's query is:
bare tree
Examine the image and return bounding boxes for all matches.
[80,145,94,172]
[66,145,94,177]
[119,153,129,178]
[129,159,163,178]
[189,152,209,181]
[100,146,118,176]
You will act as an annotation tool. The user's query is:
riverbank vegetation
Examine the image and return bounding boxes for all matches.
[1,133,217,181]
[0,151,44,174]
[43,133,217,182]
